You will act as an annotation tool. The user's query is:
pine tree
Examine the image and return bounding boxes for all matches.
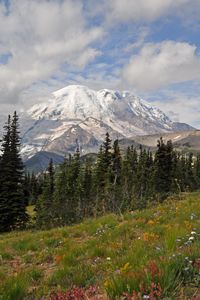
[185,153,196,191]
[194,153,200,188]
[94,145,105,215]
[134,148,153,209]
[102,132,112,169]
[70,148,82,222]
[94,133,112,214]
[154,138,173,200]
[110,139,123,212]
[0,115,13,232]
[35,159,54,228]
[10,111,28,228]
[81,158,94,217]
[53,157,69,226]
[0,112,28,232]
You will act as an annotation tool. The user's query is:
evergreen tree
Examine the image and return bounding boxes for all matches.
[110,139,123,212]
[53,157,70,226]
[10,111,28,228]
[102,132,112,169]
[154,138,173,200]
[134,148,154,209]
[94,145,105,215]
[0,112,28,232]
[81,158,94,217]
[194,153,200,188]
[94,134,113,214]
[122,145,138,210]
[185,153,196,191]
[35,159,54,228]
[0,115,13,231]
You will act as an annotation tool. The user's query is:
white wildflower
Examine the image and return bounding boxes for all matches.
[191,231,196,235]
[106,257,111,261]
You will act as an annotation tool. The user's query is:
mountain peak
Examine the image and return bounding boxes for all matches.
[52,84,92,98]
[22,84,194,160]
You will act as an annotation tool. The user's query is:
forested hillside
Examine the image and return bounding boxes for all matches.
[1,113,200,232]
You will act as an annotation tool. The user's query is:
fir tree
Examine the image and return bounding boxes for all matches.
[194,153,200,188]
[0,115,13,232]
[53,157,70,226]
[185,153,196,191]
[110,139,123,212]
[81,158,94,217]
[154,138,173,200]
[0,112,28,232]
[95,133,112,214]
[35,159,54,228]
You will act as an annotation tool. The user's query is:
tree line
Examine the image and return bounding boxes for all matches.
[35,133,200,228]
[1,113,200,232]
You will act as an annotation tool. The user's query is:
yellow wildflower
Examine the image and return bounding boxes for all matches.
[120,262,130,273]
[147,220,155,225]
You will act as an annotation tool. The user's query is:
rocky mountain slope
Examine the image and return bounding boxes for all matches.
[17,85,193,161]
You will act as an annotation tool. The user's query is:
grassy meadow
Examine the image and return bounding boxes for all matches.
[0,192,200,299]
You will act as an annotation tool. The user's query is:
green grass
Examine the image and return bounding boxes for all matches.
[0,192,200,299]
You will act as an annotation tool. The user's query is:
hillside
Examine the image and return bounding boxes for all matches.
[0,193,200,299]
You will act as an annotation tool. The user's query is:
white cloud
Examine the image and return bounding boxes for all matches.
[151,95,200,128]
[122,41,200,91]
[0,0,103,106]
[104,0,189,24]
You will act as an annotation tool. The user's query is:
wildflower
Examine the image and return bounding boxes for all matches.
[190,213,196,220]
[106,257,111,261]
[104,280,110,288]
[143,295,150,299]
[191,231,196,235]
[156,246,161,251]
[147,220,155,225]
[176,238,181,243]
[120,262,130,273]
[188,236,195,241]
[55,255,62,264]
[143,232,158,242]
[147,261,161,278]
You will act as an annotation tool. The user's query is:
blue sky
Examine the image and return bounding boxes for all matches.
[0,0,200,127]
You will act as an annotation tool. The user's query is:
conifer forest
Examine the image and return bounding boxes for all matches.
[1,112,200,232]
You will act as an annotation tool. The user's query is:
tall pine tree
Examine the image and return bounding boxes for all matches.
[0,112,28,232]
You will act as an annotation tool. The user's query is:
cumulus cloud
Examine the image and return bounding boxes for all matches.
[103,0,190,24]
[122,41,200,91]
[151,95,200,127]
[0,0,103,106]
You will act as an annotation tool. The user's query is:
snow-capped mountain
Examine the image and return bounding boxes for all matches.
[19,85,193,160]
